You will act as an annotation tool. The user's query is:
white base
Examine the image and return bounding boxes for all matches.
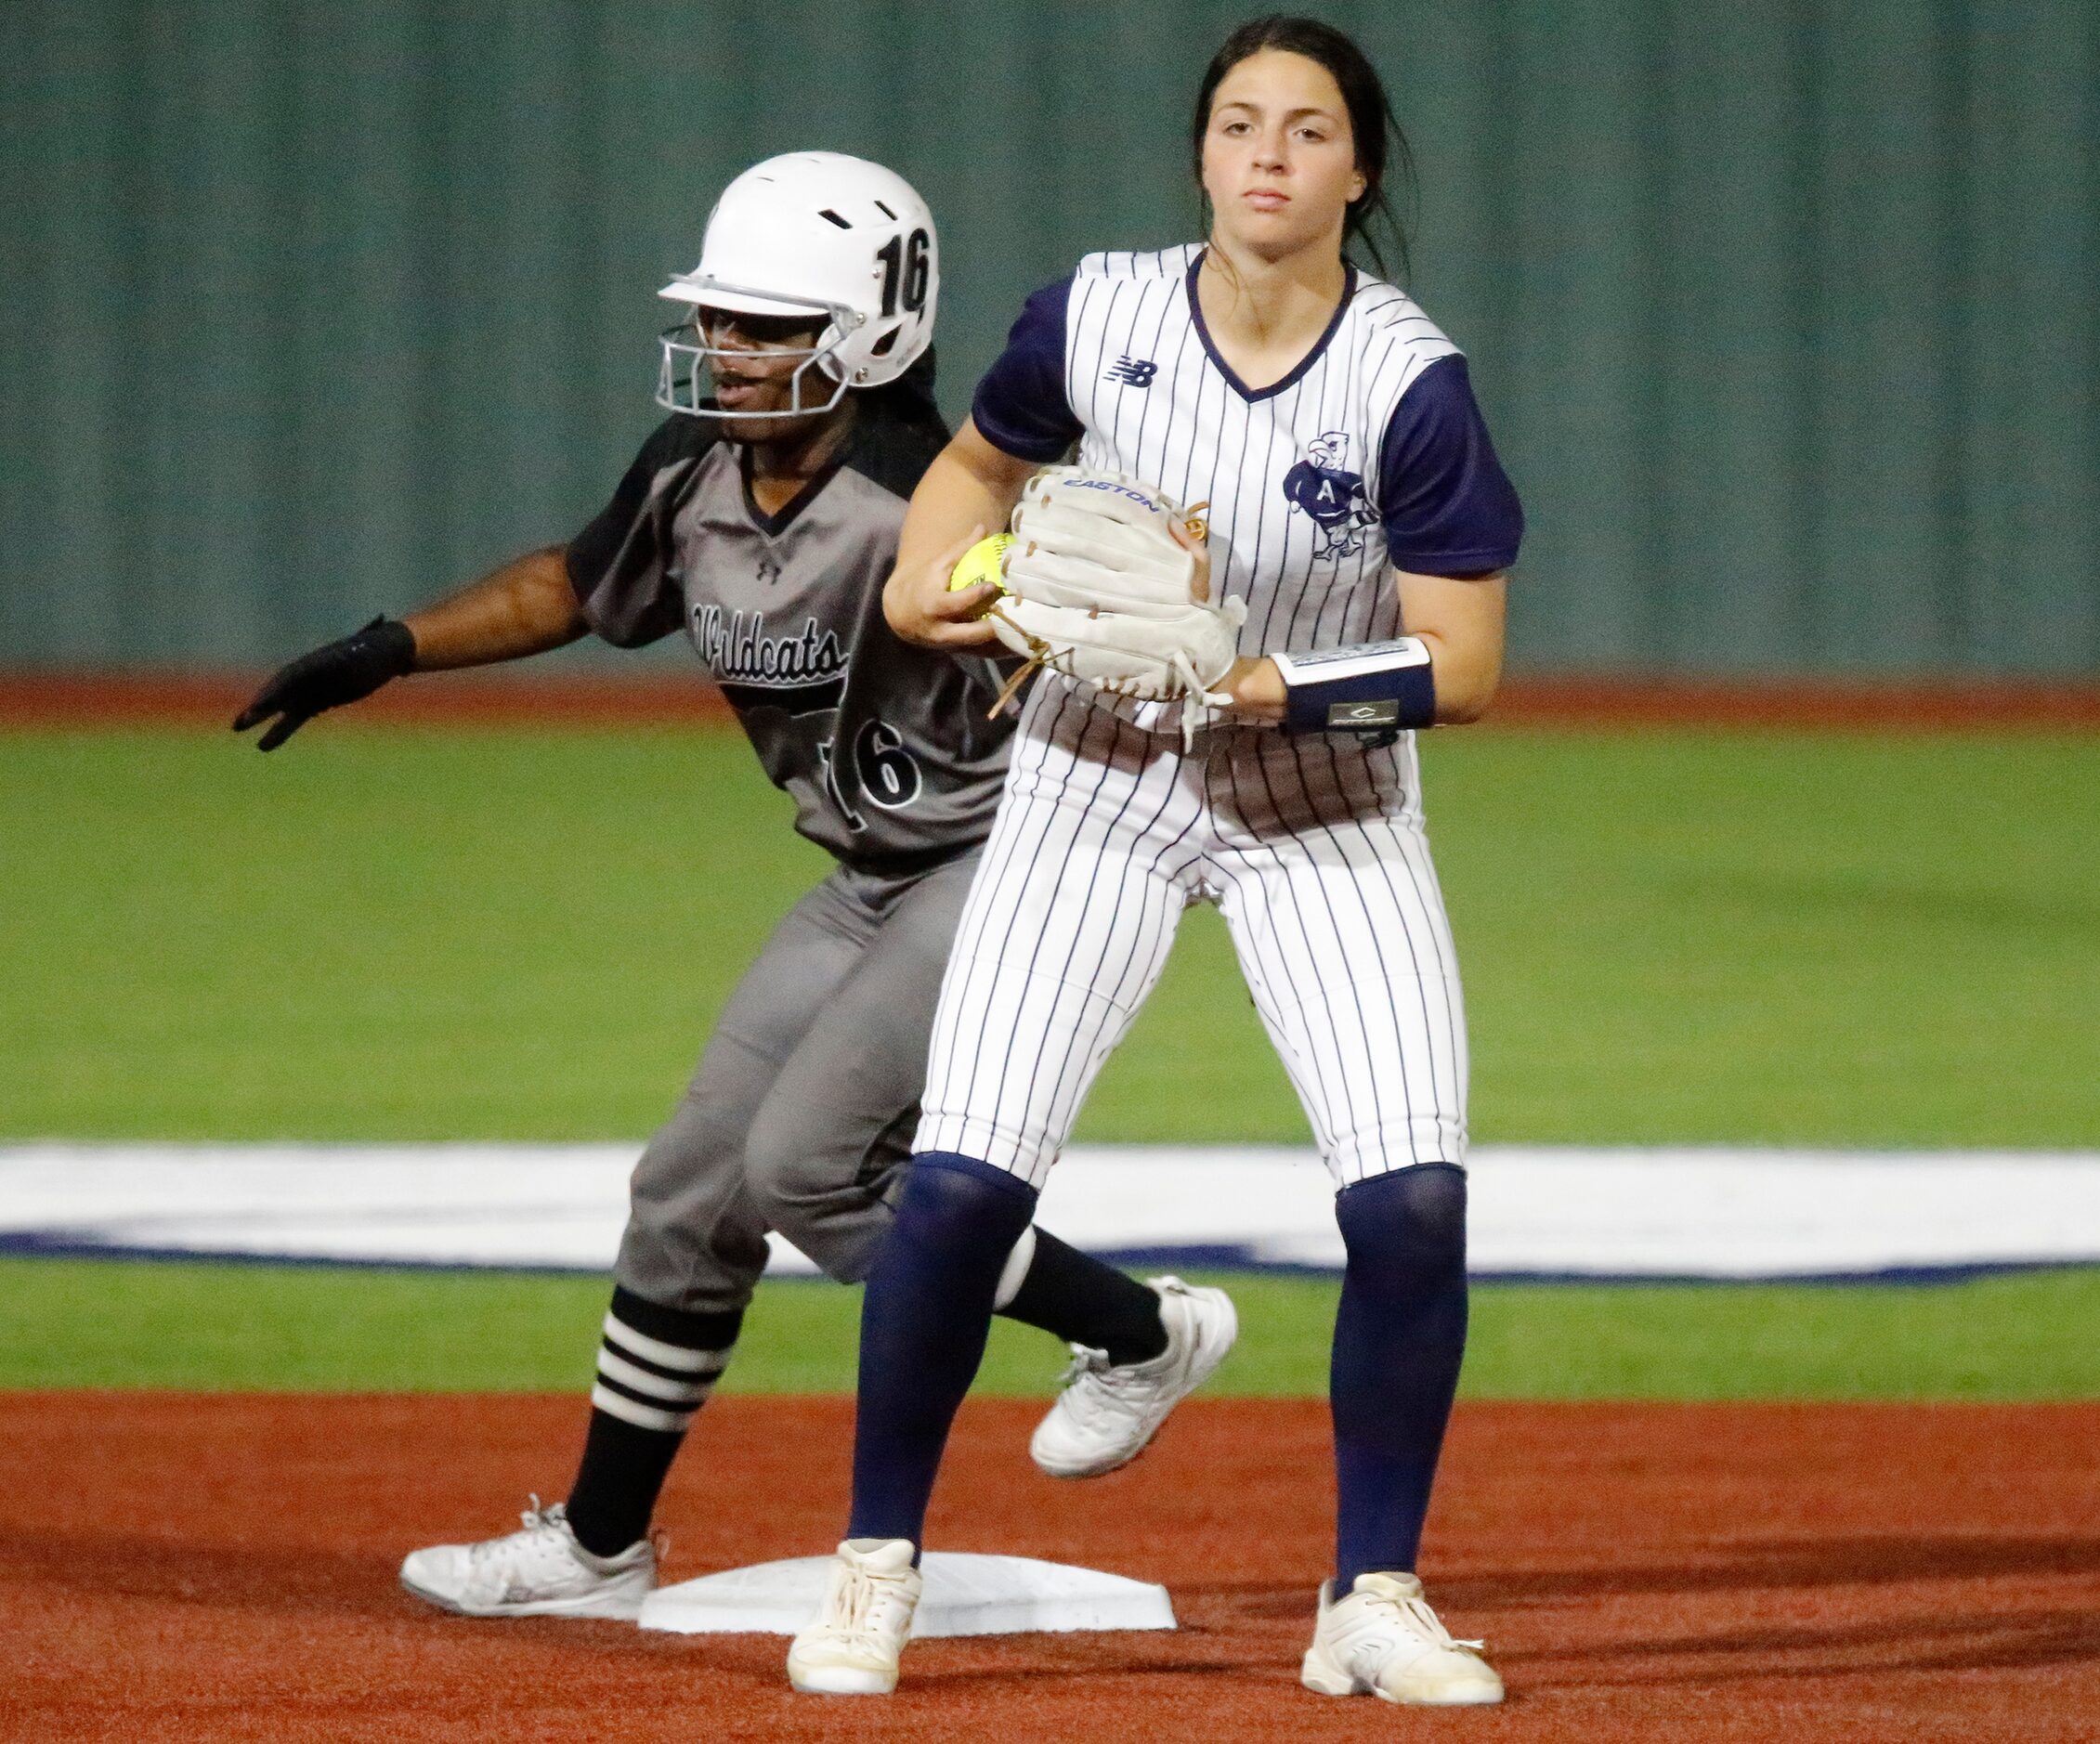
[637,1552,1176,1639]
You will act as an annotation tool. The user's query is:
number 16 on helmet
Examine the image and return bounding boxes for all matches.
[657,151,938,421]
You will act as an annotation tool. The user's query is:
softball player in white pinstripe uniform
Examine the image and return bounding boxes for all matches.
[917,251,1485,1189]
[789,20,1524,1704]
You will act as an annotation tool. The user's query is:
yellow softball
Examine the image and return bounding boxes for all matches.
[947,532,1013,598]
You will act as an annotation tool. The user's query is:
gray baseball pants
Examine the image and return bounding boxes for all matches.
[614,848,980,1315]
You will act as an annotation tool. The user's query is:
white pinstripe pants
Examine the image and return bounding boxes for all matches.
[917,679,1469,1189]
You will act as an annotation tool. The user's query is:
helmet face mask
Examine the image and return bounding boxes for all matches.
[656,152,938,425]
[656,281,861,422]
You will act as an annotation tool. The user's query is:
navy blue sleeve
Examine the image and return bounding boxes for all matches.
[1377,356,1524,576]
[970,276,1083,462]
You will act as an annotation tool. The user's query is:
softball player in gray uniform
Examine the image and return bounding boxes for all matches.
[235,153,1231,1622]
[788,24,1523,1704]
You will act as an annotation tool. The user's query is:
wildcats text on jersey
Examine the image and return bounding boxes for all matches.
[693,605,847,688]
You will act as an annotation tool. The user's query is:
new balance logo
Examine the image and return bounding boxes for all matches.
[1104,355,1157,387]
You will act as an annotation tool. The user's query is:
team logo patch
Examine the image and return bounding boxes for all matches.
[1103,355,1157,387]
[1282,431,1378,559]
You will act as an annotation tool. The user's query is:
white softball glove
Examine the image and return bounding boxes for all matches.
[990,465,1246,740]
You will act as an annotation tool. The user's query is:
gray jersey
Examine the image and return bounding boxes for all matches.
[565,390,1015,867]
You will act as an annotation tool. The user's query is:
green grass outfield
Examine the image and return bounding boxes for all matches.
[8,1258,2099,1399]
[5,725,2095,1146]
[4,723,2096,1399]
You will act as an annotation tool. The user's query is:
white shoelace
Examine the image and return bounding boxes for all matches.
[821,1560,914,1646]
[1055,1344,1168,1428]
[464,1496,565,1565]
[458,1497,657,1579]
[1360,1586,1485,1654]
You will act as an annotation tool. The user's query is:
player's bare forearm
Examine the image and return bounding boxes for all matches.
[883,420,1036,650]
[1399,568,1507,723]
[400,546,590,670]
[1220,568,1507,725]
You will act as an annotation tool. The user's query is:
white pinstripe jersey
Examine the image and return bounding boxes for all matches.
[972,243,1523,732]
[922,246,1521,1181]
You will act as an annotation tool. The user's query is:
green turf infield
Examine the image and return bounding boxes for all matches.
[3,724,2095,1147]
[7,1257,2097,1399]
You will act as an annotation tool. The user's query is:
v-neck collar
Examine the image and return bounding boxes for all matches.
[1185,247,1358,403]
[738,431,854,540]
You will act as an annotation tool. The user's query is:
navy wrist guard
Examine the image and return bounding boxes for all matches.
[1272,637,1437,737]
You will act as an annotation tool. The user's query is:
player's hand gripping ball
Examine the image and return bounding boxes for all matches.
[991,465,1246,738]
[946,532,1013,618]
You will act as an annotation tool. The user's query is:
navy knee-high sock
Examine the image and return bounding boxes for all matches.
[1330,1163,1469,1594]
[847,1152,1037,1546]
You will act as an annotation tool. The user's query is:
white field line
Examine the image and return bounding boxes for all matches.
[3,1143,2097,1281]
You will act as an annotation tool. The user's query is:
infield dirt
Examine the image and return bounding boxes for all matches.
[5,1395,2095,1742]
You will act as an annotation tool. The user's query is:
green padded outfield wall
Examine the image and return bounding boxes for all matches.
[3,1,2095,673]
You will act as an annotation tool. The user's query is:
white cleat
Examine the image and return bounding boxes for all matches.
[1030,1276,1237,1478]
[786,1538,923,1696]
[398,1498,656,1620]
[1301,1571,1504,1706]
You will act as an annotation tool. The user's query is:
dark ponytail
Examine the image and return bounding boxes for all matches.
[860,345,950,442]
[1192,15,1415,281]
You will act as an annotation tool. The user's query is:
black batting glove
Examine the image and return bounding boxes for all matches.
[231,616,417,750]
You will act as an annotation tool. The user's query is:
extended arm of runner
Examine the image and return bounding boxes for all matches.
[402,545,589,670]
[232,548,589,751]
[1271,637,1437,736]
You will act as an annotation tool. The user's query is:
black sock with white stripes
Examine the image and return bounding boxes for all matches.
[565,1286,741,1559]
[999,1230,1168,1366]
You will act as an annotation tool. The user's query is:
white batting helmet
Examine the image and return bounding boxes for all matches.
[657,151,938,420]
